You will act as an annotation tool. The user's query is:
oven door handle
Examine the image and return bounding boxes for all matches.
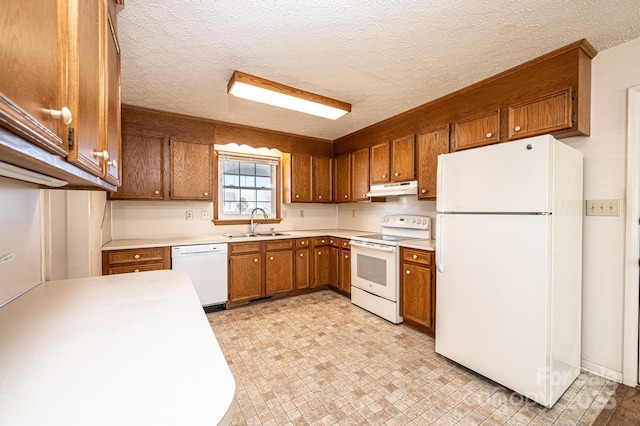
[349,240,395,252]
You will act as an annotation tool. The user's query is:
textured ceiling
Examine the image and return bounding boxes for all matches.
[117,0,640,140]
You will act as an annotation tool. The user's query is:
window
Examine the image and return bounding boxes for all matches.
[215,151,281,222]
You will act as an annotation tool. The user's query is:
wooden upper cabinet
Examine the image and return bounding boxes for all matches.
[0,0,70,155]
[110,134,165,200]
[508,88,573,140]
[391,135,415,181]
[452,111,500,151]
[312,156,332,203]
[103,9,121,186]
[291,154,313,202]
[370,143,390,184]
[351,148,370,202]
[170,139,213,200]
[334,153,351,203]
[417,126,450,200]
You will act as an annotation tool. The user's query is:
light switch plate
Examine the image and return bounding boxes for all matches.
[586,199,620,216]
[201,210,212,220]
[186,210,193,220]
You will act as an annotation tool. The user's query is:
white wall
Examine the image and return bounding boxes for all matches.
[337,197,437,233]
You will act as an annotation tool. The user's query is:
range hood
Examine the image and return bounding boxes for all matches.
[366,180,418,197]
[0,161,68,187]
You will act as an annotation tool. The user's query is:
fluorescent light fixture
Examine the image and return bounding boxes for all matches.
[227,71,351,120]
[0,161,68,187]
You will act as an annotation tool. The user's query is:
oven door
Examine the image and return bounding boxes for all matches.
[350,240,398,302]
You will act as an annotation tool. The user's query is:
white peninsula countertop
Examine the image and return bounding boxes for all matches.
[0,270,235,426]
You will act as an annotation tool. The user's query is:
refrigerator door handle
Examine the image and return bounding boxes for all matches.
[436,155,444,212]
[436,214,444,273]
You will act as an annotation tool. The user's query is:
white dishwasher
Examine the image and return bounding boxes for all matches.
[171,243,228,311]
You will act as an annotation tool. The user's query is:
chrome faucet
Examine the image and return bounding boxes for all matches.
[250,207,268,234]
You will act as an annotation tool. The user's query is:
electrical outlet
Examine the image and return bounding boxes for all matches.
[186,210,193,220]
[586,199,620,216]
[201,210,212,220]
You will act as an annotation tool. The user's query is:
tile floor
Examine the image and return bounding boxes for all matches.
[207,290,618,425]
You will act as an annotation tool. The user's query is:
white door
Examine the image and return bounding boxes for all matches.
[435,213,554,406]
[437,135,553,213]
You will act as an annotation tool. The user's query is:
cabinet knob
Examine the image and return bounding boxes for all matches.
[107,159,118,168]
[301,241,305,245]
[93,150,110,160]
[321,239,325,243]
[254,258,258,263]
[295,194,299,199]
[486,132,493,138]
[514,125,522,132]
[344,194,348,199]
[362,193,366,197]
[134,269,140,273]
[318,251,322,255]
[330,240,334,244]
[412,254,418,259]
[405,270,411,275]
[269,256,274,261]
[299,253,304,257]
[154,190,160,195]
[395,172,399,177]
[318,195,322,199]
[204,192,209,196]
[48,106,73,125]
[345,255,349,259]
[421,189,427,194]
[134,254,140,259]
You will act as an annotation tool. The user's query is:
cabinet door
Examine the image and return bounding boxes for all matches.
[67,0,105,177]
[391,135,415,181]
[417,126,449,200]
[400,261,434,332]
[370,143,390,184]
[103,10,121,186]
[312,156,332,203]
[340,249,351,294]
[0,0,69,155]
[313,247,330,286]
[452,111,500,151]
[295,248,311,289]
[508,89,572,140]
[291,153,313,202]
[229,253,263,302]
[329,246,339,289]
[266,250,294,295]
[351,148,370,202]
[334,154,351,203]
[170,139,213,200]
[111,135,165,200]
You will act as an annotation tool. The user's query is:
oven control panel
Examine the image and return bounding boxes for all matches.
[381,215,431,230]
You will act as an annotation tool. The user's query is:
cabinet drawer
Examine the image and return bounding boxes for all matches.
[265,239,293,251]
[340,238,351,249]
[107,247,167,265]
[313,236,330,246]
[229,242,262,255]
[402,248,433,265]
[295,238,310,248]
[108,262,166,275]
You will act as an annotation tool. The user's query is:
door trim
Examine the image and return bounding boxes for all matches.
[623,85,640,386]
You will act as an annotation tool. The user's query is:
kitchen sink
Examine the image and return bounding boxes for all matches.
[223,232,289,239]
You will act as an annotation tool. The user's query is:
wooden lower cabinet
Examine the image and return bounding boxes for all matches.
[229,252,263,302]
[339,244,351,295]
[399,247,436,336]
[265,240,294,295]
[329,246,339,289]
[101,247,171,275]
[295,248,311,289]
[313,243,330,286]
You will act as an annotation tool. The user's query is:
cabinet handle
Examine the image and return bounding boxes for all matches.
[134,269,140,273]
[48,106,73,125]
[253,258,258,263]
[93,150,110,160]
[269,256,274,261]
[295,194,299,199]
[299,253,304,257]
[421,189,427,194]
[134,254,140,259]
[395,172,399,177]
[204,192,209,196]
[486,132,493,138]
[382,174,386,179]
[413,254,418,260]
[107,159,118,168]
[514,125,521,132]
[154,190,160,195]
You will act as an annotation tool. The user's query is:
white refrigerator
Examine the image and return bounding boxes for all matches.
[435,134,583,408]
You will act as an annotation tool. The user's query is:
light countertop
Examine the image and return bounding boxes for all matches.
[0,270,235,426]
[102,229,435,251]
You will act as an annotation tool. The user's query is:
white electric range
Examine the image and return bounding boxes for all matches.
[350,215,431,324]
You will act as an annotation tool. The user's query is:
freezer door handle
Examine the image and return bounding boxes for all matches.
[436,214,444,273]
[436,155,445,212]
